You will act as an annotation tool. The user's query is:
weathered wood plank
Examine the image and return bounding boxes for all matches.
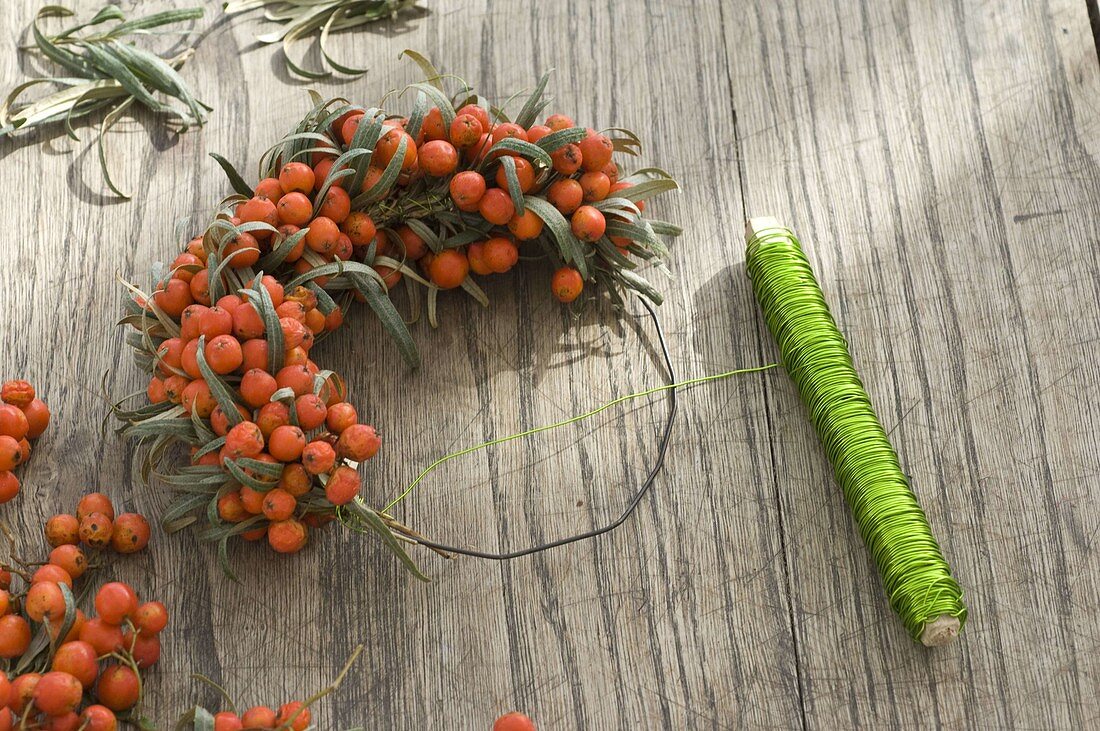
[0,0,1097,727]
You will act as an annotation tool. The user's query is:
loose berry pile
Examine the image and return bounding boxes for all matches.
[118,57,679,574]
[1,493,162,728]
[0,381,50,505]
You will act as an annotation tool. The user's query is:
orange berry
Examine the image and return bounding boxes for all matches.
[479,188,515,225]
[295,394,328,431]
[52,641,98,688]
[336,424,381,461]
[342,211,377,246]
[0,471,18,504]
[325,402,358,433]
[261,488,296,521]
[232,303,266,341]
[110,513,150,554]
[79,512,113,549]
[278,162,316,195]
[305,216,341,255]
[374,128,418,171]
[95,665,140,711]
[547,178,583,214]
[420,140,459,176]
[276,191,313,226]
[241,706,278,728]
[449,171,487,210]
[26,581,66,622]
[325,465,360,505]
[495,157,535,193]
[317,185,351,223]
[268,425,307,462]
[77,493,115,521]
[152,278,193,318]
[494,712,538,731]
[428,249,470,289]
[545,113,575,131]
[279,463,312,497]
[276,364,315,397]
[551,267,584,303]
[95,582,138,625]
[570,205,606,242]
[579,171,611,202]
[0,614,30,657]
[340,112,365,144]
[213,712,242,731]
[205,334,244,373]
[526,124,552,143]
[240,368,278,408]
[78,618,124,655]
[578,133,614,171]
[224,232,261,268]
[239,486,265,515]
[181,379,216,418]
[457,103,491,130]
[551,143,583,175]
[236,196,278,234]
[33,671,83,717]
[482,237,520,274]
[79,705,118,731]
[1,380,34,407]
[449,113,484,148]
[133,601,169,636]
[254,177,283,202]
[122,629,161,668]
[302,440,336,474]
[46,514,80,547]
[268,518,308,554]
[374,265,402,289]
[225,421,265,460]
[508,209,544,240]
[32,564,72,587]
[467,242,492,276]
[276,702,311,731]
[48,545,87,579]
[241,338,270,372]
[491,122,528,146]
[395,225,428,260]
[256,402,291,438]
[217,491,248,522]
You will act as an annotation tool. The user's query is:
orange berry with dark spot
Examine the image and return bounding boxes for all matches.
[420,140,459,176]
[78,493,115,521]
[224,232,261,268]
[217,491,248,522]
[133,601,169,636]
[305,216,340,255]
[325,402,357,433]
[547,178,583,215]
[579,133,614,172]
[254,177,283,202]
[449,113,484,148]
[225,421,265,460]
[79,512,113,549]
[551,267,584,303]
[32,564,72,587]
[279,463,312,497]
[342,212,377,246]
[276,191,313,226]
[152,278,193,318]
[262,488,297,521]
[551,143,583,175]
[256,402,291,438]
[317,186,351,223]
[545,113,575,131]
[110,513,150,554]
[325,465,360,505]
[236,197,278,236]
[508,210,544,240]
[49,545,87,579]
[33,671,83,717]
[295,394,328,431]
[268,425,307,462]
[449,171,487,210]
[579,171,611,202]
[337,424,381,461]
[302,440,336,474]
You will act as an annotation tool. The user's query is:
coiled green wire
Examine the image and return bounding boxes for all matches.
[745,218,966,646]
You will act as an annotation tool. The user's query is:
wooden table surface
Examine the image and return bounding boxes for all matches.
[2,0,1099,728]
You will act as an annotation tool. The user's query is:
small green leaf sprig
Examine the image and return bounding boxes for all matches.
[224,0,424,79]
[0,5,209,198]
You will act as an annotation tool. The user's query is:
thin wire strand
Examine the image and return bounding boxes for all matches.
[389,299,774,560]
[745,222,967,642]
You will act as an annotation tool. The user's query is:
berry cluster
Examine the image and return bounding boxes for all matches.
[119,59,678,573]
[1,495,162,728]
[0,381,51,505]
[206,701,310,730]
[140,264,382,554]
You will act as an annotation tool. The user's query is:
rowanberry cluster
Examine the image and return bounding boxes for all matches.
[119,59,678,572]
[204,701,311,731]
[1,495,162,728]
[0,381,50,505]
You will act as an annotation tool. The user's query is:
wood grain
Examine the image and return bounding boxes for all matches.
[0,0,1097,727]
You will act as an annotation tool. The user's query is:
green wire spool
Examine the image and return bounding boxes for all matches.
[745,217,966,647]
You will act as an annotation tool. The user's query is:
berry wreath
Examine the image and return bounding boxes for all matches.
[113,53,681,578]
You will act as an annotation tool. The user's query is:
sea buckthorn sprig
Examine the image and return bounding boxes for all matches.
[0,380,51,506]
[0,493,163,728]
[175,645,362,730]
[116,53,678,578]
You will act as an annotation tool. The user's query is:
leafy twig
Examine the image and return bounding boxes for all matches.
[224,0,423,79]
[0,5,210,199]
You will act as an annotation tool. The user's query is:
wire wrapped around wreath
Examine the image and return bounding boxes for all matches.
[113,52,681,578]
